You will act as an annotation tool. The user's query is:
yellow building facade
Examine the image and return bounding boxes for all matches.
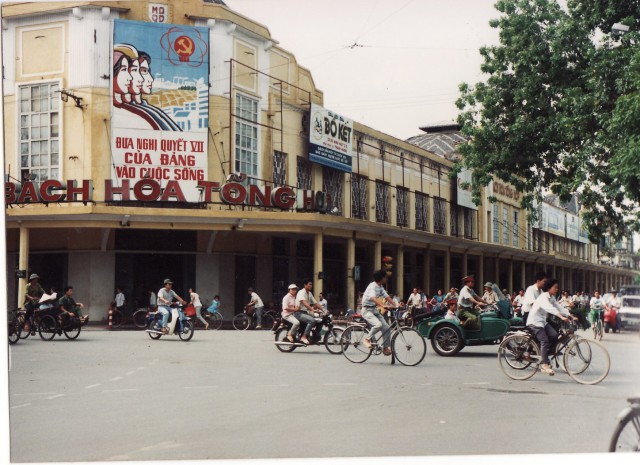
[3,0,636,321]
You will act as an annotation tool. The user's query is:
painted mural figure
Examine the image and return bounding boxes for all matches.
[112,43,181,131]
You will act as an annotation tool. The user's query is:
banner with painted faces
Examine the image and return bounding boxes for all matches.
[111,20,209,202]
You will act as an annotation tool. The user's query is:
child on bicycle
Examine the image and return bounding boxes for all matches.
[589,290,605,330]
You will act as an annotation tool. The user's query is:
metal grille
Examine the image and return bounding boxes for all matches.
[503,206,510,246]
[450,205,459,237]
[415,193,429,231]
[273,151,287,186]
[464,208,475,239]
[513,211,519,247]
[323,166,343,216]
[492,204,500,243]
[375,182,390,224]
[434,197,446,234]
[396,188,409,227]
[296,157,311,190]
[351,174,368,220]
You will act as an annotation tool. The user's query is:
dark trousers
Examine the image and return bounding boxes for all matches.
[529,324,558,365]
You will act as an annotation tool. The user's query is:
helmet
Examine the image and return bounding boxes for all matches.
[288,284,298,290]
[163,279,173,285]
[29,273,40,281]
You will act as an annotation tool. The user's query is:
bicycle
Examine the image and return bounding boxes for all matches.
[232,305,276,331]
[609,396,640,452]
[497,319,610,384]
[110,305,148,329]
[592,307,604,341]
[201,308,224,330]
[340,302,427,366]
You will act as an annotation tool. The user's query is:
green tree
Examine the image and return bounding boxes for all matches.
[456,0,640,243]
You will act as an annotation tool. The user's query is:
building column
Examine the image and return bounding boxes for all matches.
[444,248,451,291]
[313,232,323,296]
[17,226,30,308]
[520,261,526,290]
[494,255,500,284]
[508,258,514,293]
[396,245,404,298]
[582,269,587,292]
[478,254,485,290]
[462,250,468,282]
[374,240,382,271]
[423,248,431,297]
[568,267,574,292]
[347,237,355,310]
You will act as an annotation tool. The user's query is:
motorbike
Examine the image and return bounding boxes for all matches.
[273,310,344,354]
[604,306,619,333]
[145,303,194,341]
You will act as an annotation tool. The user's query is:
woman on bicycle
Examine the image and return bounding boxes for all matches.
[361,269,398,356]
[527,278,576,376]
[589,290,605,331]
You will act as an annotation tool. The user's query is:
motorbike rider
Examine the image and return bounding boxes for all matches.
[361,269,398,356]
[281,284,301,343]
[604,289,621,331]
[157,279,186,334]
[457,275,487,331]
[295,279,323,345]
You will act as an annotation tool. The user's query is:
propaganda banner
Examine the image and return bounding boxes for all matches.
[111,20,209,202]
[457,168,477,210]
[309,103,353,173]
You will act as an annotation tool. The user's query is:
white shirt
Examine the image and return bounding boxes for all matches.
[408,292,422,307]
[513,294,525,308]
[115,292,125,307]
[606,295,621,310]
[362,281,388,310]
[457,285,478,309]
[249,292,264,308]
[295,288,317,310]
[527,292,570,328]
[190,292,202,307]
[522,284,542,314]
[318,298,328,311]
[149,291,156,306]
[590,296,604,310]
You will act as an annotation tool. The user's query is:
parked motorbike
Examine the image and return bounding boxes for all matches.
[145,303,194,341]
[273,310,344,354]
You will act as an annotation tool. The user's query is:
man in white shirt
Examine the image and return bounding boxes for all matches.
[295,279,323,345]
[512,289,525,316]
[521,271,548,325]
[457,276,487,330]
[605,289,622,332]
[115,288,126,313]
[482,282,499,305]
[407,288,422,311]
[247,288,265,329]
[527,278,577,375]
[361,269,398,355]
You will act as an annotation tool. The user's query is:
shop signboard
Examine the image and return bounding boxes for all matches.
[309,103,353,173]
[544,203,566,237]
[457,168,477,210]
[111,19,209,202]
[567,213,580,241]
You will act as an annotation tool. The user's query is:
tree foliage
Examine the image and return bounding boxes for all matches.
[455,0,640,243]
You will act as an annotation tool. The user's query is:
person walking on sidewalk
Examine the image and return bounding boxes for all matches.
[247,288,265,329]
[189,287,208,330]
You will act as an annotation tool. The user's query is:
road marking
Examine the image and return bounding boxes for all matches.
[137,367,146,371]
[258,384,289,387]
[85,384,101,389]
[184,385,218,390]
[14,392,57,396]
[323,383,355,386]
[11,403,32,409]
[419,383,433,386]
[125,371,135,376]
[102,389,139,393]
[111,377,123,381]
[463,382,490,385]
[47,394,64,400]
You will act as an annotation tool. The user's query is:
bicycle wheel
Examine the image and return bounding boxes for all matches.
[564,338,610,385]
[324,327,344,354]
[111,309,123,328]
[341,325,372,363]
[64,322,81,340]
[497,334,540,380]
[178,320,195,341]
[210,312,223,330]
[261,312,275,330]
[275,328,296,352]
[8,321,20,345]
[18,315,31,339]
[392,327,427,366]
[232,314,251,331]
[609,407,640,452]
[132,309,148,329]
[147,320,162,340]
[38,315,58,341]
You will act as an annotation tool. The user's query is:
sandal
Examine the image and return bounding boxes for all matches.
[286,335,294,343]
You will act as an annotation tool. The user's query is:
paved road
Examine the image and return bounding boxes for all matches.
[7,326,640,462]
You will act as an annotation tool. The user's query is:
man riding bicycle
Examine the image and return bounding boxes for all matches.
[361,269,398,356]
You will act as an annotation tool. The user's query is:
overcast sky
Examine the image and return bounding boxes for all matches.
[225,0,501,141]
